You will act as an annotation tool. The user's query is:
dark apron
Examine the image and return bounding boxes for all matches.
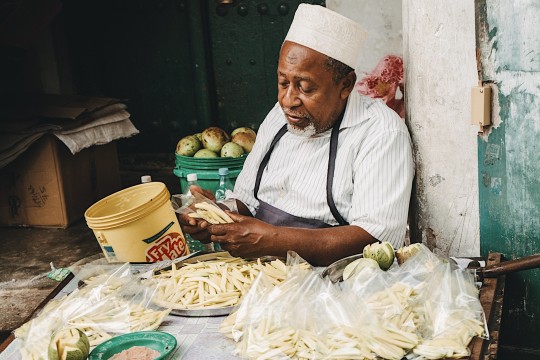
[254,118,348,228]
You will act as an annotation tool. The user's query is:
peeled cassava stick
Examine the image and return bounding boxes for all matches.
[191,202,234,224]
[151,257,310,310]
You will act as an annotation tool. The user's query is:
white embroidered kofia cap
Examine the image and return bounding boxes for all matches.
[284,4,368,69]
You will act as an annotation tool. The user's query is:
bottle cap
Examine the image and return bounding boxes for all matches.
[218,168,229,176]
[187,173,198,182]
[141,175,152,183]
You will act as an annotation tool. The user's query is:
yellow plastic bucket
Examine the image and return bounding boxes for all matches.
[85,182,189,263]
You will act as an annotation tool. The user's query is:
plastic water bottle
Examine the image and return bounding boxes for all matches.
[184,173,199,196]
[215,168,234,202]
[184,173,214,252]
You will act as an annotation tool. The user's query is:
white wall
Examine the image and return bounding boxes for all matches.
[327,0,403,75]
[403,0,479,256]
[330,0,480,256]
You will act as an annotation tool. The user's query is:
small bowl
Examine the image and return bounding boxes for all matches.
[88,331,177,360]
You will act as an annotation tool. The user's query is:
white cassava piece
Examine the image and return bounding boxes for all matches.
[284,4,368,69]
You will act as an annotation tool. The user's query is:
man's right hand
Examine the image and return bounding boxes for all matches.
[176,185,216,243]
[189,185,216,201]
[178,213,212,242]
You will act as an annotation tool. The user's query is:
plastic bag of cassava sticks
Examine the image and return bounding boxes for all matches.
[221,251,417,360]
[172,191,234,224]
[405,258,488,359]
[15,259,169,359]
[377,244,488,359]
[14,260,133,359]
[65,277,170,347]
[336,263,420,360]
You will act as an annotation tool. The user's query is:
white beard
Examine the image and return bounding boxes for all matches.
[287,122,317,137]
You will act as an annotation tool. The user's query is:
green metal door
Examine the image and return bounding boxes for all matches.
[62,0,320,154]
[476,1,540,357]
[206,0,313,131]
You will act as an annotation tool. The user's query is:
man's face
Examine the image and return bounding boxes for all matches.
[277,41,352,136]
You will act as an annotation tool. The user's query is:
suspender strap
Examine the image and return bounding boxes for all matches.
[326,117,348,226]
[254,124,288,200]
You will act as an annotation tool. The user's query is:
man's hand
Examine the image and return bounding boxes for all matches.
[206,212,278,258]
[176,185,217,243]
[189,185,215,201]
[205,211,376,266]
[178,212,212,243]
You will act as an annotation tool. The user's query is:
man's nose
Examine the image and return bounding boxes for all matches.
[281,86,302,108]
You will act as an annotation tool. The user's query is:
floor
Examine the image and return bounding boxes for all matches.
[0,220,102,344]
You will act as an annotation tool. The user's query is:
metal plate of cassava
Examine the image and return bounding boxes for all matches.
[152,251,284,317]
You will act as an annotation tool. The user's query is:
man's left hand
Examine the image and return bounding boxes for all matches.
[206,212,277,258]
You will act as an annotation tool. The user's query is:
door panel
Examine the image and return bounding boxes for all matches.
[476,0,540,352]
[207,0,316,131]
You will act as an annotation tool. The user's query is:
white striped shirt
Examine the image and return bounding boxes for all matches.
[233,90,414,248]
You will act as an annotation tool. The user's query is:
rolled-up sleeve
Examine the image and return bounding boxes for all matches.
[349,129,414,248]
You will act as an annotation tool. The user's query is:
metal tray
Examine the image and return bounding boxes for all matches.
[170,306,236,317]
[321,253,363,283]
[152,251,283,317]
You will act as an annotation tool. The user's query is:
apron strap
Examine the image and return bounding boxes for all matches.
[254,118,348,226]
[254,124,288,200]
[327,118,348,226]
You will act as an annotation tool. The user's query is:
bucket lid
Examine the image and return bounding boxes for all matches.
[85,190,170,226]
[85,182,170,227]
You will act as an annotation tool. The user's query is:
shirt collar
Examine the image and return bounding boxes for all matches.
[340,90,373,130]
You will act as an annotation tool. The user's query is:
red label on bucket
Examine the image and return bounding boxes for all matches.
[145,232,187,262]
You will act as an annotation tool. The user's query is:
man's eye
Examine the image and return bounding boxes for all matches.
[300,85,313,93]
[279,82,289,88]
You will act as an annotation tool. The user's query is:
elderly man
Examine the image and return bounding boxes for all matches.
[181,4,414,266]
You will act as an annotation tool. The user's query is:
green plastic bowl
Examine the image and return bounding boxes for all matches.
[88,331,177,360]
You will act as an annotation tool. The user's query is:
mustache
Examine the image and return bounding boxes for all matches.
[282,108,313,120]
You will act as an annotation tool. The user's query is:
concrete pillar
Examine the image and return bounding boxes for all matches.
[403,0,480,256]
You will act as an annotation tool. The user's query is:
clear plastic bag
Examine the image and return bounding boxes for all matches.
[410,259,488,359]
[222,252,419,360]
[222,248,488,360]
[377,244,488,359]
[15,258,170,358]
[172,191,234,224]
[225,253,349,359]
[66,277,170,346]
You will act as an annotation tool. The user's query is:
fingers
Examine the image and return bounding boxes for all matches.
[178,212,209,227]
[184,222,212,242]
[181,219,209,236]
[190,186,216,201]
[225,211,244,222]
[209,233,230,244]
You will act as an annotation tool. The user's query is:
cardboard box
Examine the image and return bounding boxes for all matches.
[0,135,121,228]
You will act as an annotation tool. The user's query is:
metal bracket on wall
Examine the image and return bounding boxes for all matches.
[471,82,491,134]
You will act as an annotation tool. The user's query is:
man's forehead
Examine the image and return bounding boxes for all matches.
[279,41,326,66]
[277,69,313,83]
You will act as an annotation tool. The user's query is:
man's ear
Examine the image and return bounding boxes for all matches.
[340,71,357,100]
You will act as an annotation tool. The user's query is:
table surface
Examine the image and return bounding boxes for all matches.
[0,255,505,360]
